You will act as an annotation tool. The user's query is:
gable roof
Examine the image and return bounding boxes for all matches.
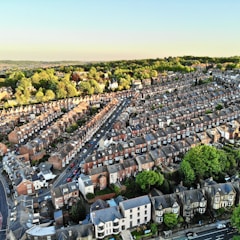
[120,195,150,210]
[151,193,178,209]
[91,206,123,225]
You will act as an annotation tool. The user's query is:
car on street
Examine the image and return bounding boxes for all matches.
[44,195,52,200]
[217,223,226,229]
[66,177,72,182]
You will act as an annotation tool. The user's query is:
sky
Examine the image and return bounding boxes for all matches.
[0,0,239,61]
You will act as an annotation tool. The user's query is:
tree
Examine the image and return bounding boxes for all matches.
[180,160,196,186]
[231,205,240,232]
[150,223,158,235]
[35,88,44,102]
[69,198,87,223]
[163,213,178,229]
[56,82,67,99]
[79,81,94,95]
[136,170,164,191]
[45,89,55,101]
[66,84,78,97]
[182,145,222,181]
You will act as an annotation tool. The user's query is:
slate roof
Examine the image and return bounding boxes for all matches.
[152,193,178,209]
[181,189,206,203]
[79,174,93,187]
[145,133,156,142]
[107,163,124,174]
[90,199,109,212]
[89,165,107,175]
[120,195,150,210]
[149,149,166,160]
[133,137,146,145]
[91,206,123,225]
[209,183,236,196]
[122,158,137,168]
[135,154,154,165]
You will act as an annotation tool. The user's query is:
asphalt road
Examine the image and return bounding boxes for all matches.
[51,97,131,187]
[195,227,238,240]
[174,227,239,240]
[0,180,9,240]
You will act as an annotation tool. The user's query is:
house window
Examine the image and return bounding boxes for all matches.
[145,210,147,215]
[113,221,119,227]
[137,219,140,224]
[145,217,147,222]
[122,226,125,230]
[130,215,132,219]
[137,207,140,211]
[137,212,140,217]
[145,205,147,208]
[130,209,132,213]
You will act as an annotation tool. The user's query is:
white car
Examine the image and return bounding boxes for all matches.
[44,195,52,200]
[216,223,226,229]
[83,149,87,153]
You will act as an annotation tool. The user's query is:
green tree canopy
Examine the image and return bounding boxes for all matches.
[163,213,178,229]
[231,205,240,233]
[180,160,195,186]
[136,170,164,191]
[69,198,87,223]
[181,145,222,182]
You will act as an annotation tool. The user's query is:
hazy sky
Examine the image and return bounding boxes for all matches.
[0,0,239,61]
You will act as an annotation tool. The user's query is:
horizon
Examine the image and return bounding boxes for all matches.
[1,0,240,61]
[1,55,240,64]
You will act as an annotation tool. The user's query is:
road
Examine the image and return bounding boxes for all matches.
[38,97,131,199]
[174,226,239,240]
[0,180,9,240]
[195,227,238,240]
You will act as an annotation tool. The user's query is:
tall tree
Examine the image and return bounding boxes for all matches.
[180,160,195,186]
[70,198,87,223]
[136,170,164,191]
[181,145,222,180]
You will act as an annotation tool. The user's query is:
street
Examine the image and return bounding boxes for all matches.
[173,226,239,240]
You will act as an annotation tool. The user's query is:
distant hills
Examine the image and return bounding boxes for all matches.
[0,60,89,71]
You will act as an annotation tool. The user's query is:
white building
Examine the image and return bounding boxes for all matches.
[78,174,94,199]
[91,206,126,239]
[119,195,151,229]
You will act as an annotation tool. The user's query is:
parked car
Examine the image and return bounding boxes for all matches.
[44,195,51,200]
[70,162,75,168]
[66,177,72,182]
[217,223,226,229]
